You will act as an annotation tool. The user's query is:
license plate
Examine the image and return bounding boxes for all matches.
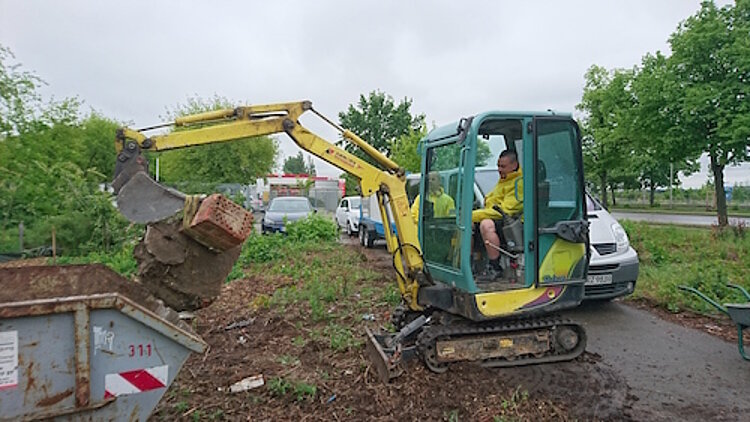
[586,274,613,286]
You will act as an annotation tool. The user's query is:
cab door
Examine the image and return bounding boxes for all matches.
[530,118,588,287]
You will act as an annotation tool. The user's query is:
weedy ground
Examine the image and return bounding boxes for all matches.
[623,220,749,314]
[151,217,574,421]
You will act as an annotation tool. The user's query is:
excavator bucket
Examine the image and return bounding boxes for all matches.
[111,143,254,312]
[116,172,186,224]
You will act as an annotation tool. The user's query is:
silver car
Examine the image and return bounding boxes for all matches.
[261,196,315,234]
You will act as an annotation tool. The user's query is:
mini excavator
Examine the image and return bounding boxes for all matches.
[113,101,590,381]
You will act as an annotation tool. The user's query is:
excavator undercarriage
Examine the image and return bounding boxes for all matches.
[366,308,586,382]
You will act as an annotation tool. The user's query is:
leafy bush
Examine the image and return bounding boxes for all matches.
[226,217,340,282]
[238,233,285,265]
[284,214,339,242]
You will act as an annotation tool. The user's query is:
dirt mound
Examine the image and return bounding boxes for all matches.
[0,264,154,304]
[0,264,196,336]
[498,353,635,421]
[134,220,241,311]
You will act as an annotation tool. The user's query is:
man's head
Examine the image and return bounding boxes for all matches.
[497,150,519,179]
[427,171,442,193]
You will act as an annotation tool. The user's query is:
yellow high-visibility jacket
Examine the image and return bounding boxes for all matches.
[411,188,455,223]
[471,167,523,223]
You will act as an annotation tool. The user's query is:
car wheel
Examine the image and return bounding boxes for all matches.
[346,221,353,236]
[364,230,374,248]
[359,227,365,246]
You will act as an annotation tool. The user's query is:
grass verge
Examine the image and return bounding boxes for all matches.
[623,220,749,314]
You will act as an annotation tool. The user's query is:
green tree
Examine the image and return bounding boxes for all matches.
[338,90,425,167]
[282,151,316,175]
[577,65,636,206]
[628,52,699,206]
[340,173,359,196]
[390,126,428,173]
[667,0,750,225]
[0,45,44,137]
[0,46,136,254]
[158,95,279,191]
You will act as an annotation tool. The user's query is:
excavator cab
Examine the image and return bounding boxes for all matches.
[414,113,589,320]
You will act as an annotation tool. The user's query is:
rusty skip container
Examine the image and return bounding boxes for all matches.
[0,265,206,421]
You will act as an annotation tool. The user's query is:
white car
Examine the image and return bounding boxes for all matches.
[584,193,639,300]
[335,196,360,236]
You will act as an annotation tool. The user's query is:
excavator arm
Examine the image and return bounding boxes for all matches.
[113,100,426,310]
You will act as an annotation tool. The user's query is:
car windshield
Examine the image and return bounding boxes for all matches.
[349,197,360,208]
[269,198,312,212]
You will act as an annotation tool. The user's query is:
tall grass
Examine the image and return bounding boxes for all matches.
[623,220,749,314]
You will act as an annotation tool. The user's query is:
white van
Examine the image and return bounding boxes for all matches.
[583,193,639,299]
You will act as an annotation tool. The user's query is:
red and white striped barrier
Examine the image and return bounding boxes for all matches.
[104,365,168,398]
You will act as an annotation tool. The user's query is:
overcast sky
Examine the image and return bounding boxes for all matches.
[1,0,746,187]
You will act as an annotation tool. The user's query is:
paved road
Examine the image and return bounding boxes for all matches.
[613,211,750,227]
[564,301,750,421]
[350,239,749,420]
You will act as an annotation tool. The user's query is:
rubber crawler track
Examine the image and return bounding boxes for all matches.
[416,315,587,372]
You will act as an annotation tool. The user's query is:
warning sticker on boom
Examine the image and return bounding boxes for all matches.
[0,331,18,391]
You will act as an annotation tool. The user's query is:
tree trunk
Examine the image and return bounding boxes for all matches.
[610,184,617,206]
[710,153,728,227]
[600,172,608,208]
[649,179,656,207]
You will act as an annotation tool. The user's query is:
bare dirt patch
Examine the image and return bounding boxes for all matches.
[151,240,639,421]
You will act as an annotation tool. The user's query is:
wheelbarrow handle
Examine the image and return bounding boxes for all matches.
[726,283,750,302]
[677,285,729,316]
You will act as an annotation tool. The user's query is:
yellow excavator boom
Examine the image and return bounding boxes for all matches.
[113,100,425,310]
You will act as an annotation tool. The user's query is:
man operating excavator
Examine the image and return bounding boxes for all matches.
[473,149,523,280]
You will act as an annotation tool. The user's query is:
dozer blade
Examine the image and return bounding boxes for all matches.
[364,327,405,383]
[116,172,186,223]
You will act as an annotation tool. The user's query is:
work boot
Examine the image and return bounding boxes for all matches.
[476,262,502,282]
